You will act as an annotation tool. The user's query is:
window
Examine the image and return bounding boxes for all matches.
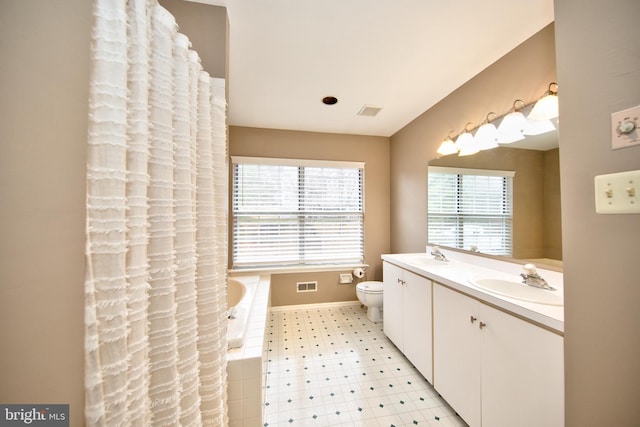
[428,166,514,256]
[232,157,364,268]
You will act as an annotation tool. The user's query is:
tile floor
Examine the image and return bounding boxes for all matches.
[263,303,468,427]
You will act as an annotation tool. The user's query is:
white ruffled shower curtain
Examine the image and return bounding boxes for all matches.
[85,0,228,425]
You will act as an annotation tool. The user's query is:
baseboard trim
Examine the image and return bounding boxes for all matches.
[270,300,361,312]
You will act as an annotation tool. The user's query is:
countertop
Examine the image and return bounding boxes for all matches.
[381,252,564,334]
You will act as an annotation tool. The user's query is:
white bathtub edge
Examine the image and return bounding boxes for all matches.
[227,274,271,360]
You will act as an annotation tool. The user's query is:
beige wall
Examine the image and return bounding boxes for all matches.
[269,271,366,307]
[160,0,227,78]
[0,1,91,425]
[543,148,562,260]
[229,126,390,305]
[555,0,640,425]
[429,146,561,260]
[390,24,557,254]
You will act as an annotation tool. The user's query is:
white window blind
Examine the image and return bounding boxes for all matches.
[428,166,514,256]
[232,157,364,268]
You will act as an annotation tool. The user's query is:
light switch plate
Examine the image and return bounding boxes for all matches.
[611,105,640,150]
[594,170,640,214]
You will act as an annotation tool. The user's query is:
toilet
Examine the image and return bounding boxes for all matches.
[356,281,384,323]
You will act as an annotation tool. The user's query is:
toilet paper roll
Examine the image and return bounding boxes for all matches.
[353,267,365,279]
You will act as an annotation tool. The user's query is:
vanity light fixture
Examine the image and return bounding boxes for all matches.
[528,82,559,121]
[432,82,559,157]
[454,123,474,150]
[475,112,499,150]
[497,99,527,144]
[436,131,459,156]
[457,122,479,156]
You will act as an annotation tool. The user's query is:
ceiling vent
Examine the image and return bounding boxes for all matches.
[357,104,383,117]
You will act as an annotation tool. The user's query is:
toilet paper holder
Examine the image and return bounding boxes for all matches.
[353,265,369,279]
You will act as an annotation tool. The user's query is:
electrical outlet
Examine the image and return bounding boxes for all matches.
[594,170,640,214]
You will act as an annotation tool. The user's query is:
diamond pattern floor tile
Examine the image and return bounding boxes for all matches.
[263,304,468,427]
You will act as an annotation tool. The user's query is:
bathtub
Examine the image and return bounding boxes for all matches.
[227,275,258,349]
[226,274,270,427]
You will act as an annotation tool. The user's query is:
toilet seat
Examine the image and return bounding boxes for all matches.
[357,281,383,293]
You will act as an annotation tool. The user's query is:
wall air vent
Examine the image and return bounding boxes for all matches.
[357,104,383,117]
[297,281,318,293]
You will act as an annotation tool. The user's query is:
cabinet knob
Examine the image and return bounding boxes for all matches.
[479,322,487,329]
[470,316,477,323]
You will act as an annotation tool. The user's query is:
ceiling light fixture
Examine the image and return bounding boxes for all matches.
[322,96,338,105]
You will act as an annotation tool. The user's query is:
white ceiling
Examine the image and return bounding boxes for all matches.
[191,0,554,137]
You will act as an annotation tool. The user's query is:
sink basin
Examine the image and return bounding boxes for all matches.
[469,277,563,306]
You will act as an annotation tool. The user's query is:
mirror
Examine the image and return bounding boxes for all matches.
[428,120,562,269]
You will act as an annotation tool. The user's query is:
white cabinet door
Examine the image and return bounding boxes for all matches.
[433,283,482,427]
[480,305,564,427]
[433,283,564,427]
[403,269,432,383]
[383,262,433,383]
[383,262,404,349]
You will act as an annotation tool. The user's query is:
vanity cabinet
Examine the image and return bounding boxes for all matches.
[382,261,432,382]
[433,283,564,427]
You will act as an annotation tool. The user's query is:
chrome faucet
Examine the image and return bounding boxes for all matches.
[430,246,449,262]
[520,263,554,290]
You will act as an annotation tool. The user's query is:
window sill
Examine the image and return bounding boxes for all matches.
[228,263,368,276]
